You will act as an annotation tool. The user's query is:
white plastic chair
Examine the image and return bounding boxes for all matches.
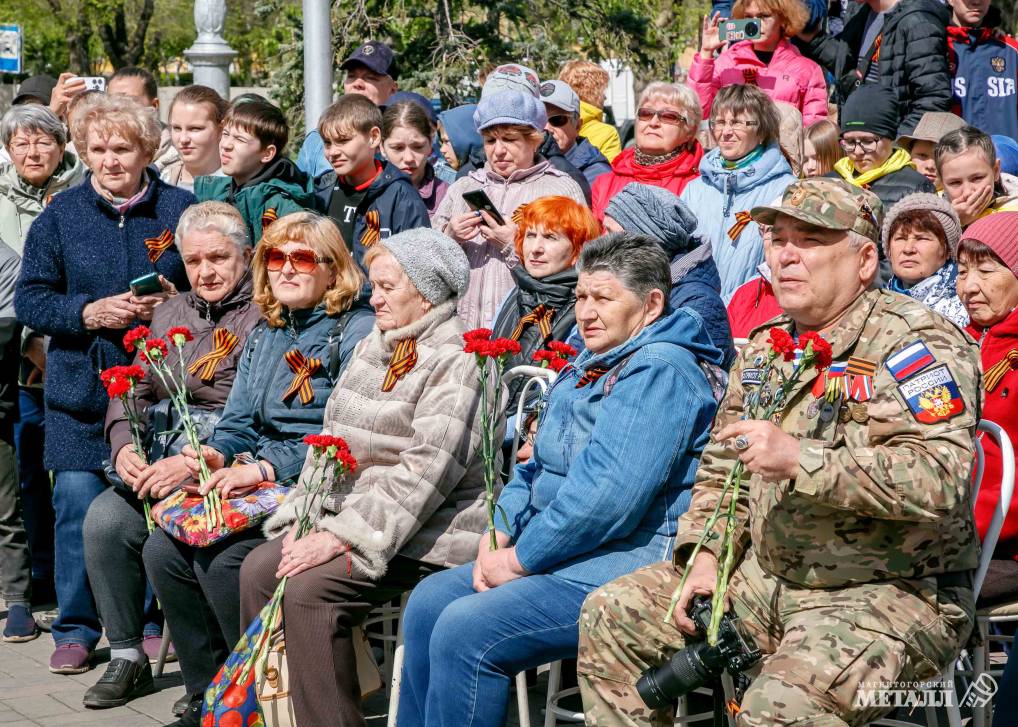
[870,419,1014,727]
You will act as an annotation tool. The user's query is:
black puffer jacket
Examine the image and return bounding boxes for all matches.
[825,166,935,230]
[797,0,951,135]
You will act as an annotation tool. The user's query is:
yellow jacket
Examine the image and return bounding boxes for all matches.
[578,101,622,162]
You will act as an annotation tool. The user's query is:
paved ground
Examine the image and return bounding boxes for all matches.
[0,602,558,727]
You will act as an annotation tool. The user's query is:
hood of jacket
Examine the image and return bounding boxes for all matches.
[574,302,725,373]
[0,152,84,212]
[232,156,309,199]
[439,104,482,166]
[578,101,605,126]
[609,144,705,185]
[697,143,793,195]
[467,157,556,187]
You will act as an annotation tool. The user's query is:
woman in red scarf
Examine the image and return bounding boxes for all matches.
[957,212,1018,559]
[591,82,704,218]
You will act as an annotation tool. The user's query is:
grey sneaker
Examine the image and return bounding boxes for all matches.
[35,608,58,633]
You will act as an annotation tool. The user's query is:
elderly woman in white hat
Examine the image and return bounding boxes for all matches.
[239,227,495,726]
[883,192,968,327]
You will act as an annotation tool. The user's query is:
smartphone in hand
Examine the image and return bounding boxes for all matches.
[129,272,163,296]
[462,189,507,227]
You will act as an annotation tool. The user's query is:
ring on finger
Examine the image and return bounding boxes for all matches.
[734,434,750,451]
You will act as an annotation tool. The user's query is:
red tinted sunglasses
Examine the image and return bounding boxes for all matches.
[264,247,330,274]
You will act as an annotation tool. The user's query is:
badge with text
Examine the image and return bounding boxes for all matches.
[886,340,936,381]
[897,364,965,424]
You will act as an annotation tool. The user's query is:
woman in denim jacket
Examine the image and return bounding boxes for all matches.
[397,232,723,727]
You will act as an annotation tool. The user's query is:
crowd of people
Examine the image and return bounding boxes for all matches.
[2,0,1018,724]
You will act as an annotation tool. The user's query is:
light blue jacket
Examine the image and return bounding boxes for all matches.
[680,144,795,303]
[496,307,722,587]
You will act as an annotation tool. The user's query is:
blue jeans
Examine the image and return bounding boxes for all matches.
[52,470,106,648]
[397,563,593,727]
[15,387,54,583]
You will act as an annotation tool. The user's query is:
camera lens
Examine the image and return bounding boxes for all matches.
[746,20,759,35]
[636,642,720,708]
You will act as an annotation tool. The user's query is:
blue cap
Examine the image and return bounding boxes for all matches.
[341,41,398,80]
[993,135,1018,177]
[473,90,547,132]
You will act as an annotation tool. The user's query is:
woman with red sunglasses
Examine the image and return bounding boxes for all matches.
[142,211,374,726]
[590,82,705,219]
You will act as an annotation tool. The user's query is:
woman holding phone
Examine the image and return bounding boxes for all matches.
[690,0,828,126]
[14,94,193,675]
[433,91,585,328]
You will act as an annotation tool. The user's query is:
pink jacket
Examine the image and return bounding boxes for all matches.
[688,39,829,127]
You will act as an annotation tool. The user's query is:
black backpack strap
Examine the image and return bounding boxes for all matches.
[327,304,368,380]
[601,352,637,396]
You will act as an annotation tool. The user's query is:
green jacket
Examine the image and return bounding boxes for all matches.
[195,157,314,244]
[0,152,85,255]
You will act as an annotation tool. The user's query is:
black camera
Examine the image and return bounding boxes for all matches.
[636,595,761,709]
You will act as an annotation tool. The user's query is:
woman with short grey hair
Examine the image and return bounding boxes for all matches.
[79,201,263,711]
[398,231,726,727]
[0,104,83,253]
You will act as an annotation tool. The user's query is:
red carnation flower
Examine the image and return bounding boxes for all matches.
[486,338,522,358]
[336,449,358,472]
[123,325,151,353]
[100,365,144,399]
[547,341,578,358]
[463,328,493,354]
[767,327,796,362]
[166,326,194,347]
[140,338,168,364]
[798,332,833,371]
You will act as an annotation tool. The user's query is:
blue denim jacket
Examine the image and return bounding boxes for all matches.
[496,306,723,587]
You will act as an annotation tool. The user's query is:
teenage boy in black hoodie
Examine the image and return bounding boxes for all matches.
[314,94,429,271]
[196,99,314,244]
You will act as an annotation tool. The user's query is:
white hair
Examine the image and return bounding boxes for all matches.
[1,104,67,147]
[637,82,703,129]
[176,201,250,254]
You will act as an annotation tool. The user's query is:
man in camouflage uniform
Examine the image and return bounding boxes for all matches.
[577,178,982,726]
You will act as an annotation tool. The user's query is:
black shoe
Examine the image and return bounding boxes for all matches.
[171,692,196,717]
[164,694,202,727]
[82,658,156,708]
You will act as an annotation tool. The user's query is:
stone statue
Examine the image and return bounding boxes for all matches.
[194,0,227,41]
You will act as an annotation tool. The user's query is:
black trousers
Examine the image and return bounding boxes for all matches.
[143,526,265,694]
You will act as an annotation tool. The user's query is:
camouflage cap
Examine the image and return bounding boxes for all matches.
[751,178,883,243]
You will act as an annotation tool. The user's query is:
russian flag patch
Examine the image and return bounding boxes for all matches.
[897,364,966,423]
[885,340,936,381]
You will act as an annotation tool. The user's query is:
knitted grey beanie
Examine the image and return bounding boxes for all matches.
[378,228,470,305]
[881,193,962,259]
[604,183,700,257]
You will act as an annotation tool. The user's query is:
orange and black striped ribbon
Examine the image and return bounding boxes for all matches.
[145,229,175,263]
[511,204,528,226]
[382,338,417,392]
[281,350,322,405]
[360,210,381,248]
[261,207,278,230]
[727,211,753,242]
[187,328,240,383]
[742,67,758,85]
[510,304,555,341]
[984,349,1018,392]
[576,366,609,388]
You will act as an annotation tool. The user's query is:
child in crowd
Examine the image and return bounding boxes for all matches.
[802,119,840,178]
[313,94,429,271]
[195,99,313,243]
[434,104,481,184]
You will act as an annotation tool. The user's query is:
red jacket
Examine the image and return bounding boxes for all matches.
[968,308,1018,560]
[591,144,704,219]
[726,275,783,340]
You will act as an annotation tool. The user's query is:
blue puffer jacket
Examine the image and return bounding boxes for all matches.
[313,161,430,273]
[496,306,722,587]
[669,243,736,371]
[14,175,193,470]
[564,137,612,187]
[206,304,374,483]
[680,144,796,303]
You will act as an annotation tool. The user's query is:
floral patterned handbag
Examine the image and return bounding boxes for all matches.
[151,480,290,548]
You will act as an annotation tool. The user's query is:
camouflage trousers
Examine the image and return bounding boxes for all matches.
[577,550,974,727]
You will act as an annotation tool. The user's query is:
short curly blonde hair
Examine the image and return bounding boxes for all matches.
[253,211,365,329]
[559,60,610,108]
[733,0,810,37]
[74,94,161,161]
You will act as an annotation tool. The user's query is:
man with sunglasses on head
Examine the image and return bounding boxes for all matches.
[540,81,611,187]
[828,84,934,227]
